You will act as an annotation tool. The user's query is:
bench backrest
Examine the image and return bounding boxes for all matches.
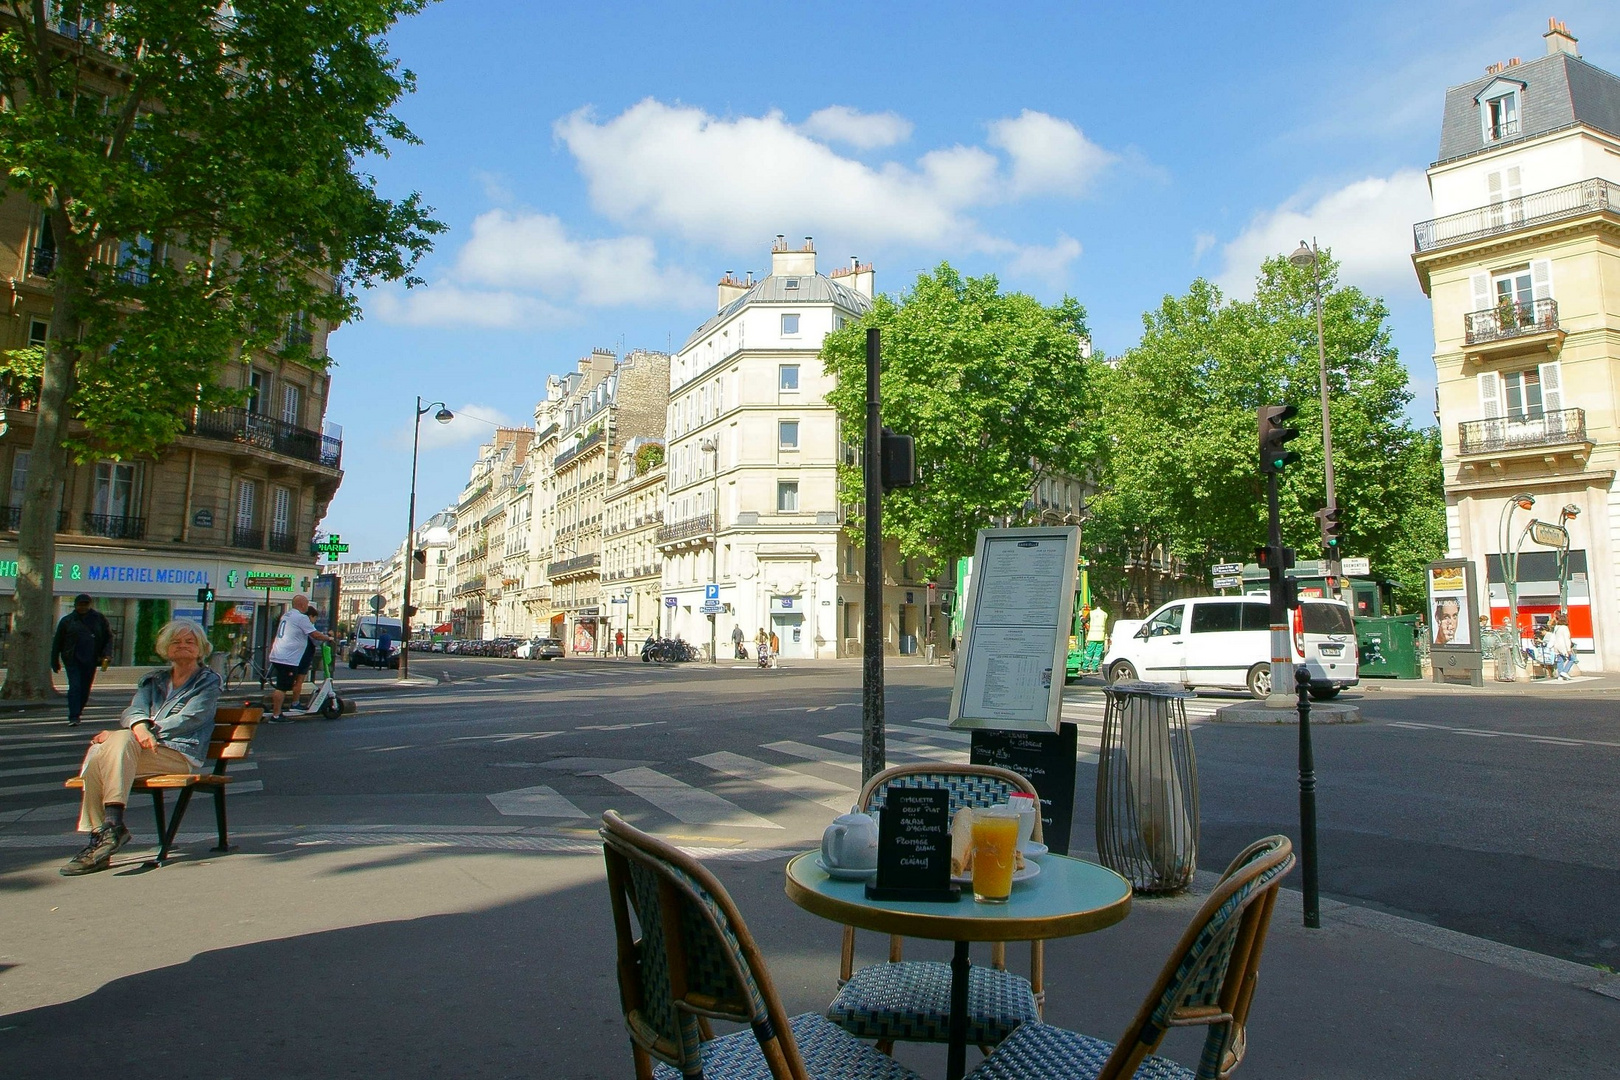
[207,704,263,763]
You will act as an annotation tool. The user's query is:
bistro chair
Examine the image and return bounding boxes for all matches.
[599,810,924,1080]
[825,764,1047,1053]
[963,835,1296,1080]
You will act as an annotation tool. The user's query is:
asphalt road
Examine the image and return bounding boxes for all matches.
[4,656,1618,965]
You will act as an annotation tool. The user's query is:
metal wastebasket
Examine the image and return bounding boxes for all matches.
[1096,681,1199,893]
[1354,614,1420,679]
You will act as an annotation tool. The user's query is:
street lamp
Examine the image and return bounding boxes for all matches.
[701,436,719,664]
[1289,239,1340,595]
[401,397,454,681]
[1498,492,1535,678]
[1557,504,1581,613]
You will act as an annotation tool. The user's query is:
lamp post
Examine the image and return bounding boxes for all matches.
[1288,239,1340,595]
[401,397,454,681]
[1497,492,1535,678]
[701,436,719,664]
[1557,504,1581,613]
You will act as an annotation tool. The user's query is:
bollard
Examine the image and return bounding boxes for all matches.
[1294,664,1320,928]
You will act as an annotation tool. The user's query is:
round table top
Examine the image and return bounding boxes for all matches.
[784,851,1132,943]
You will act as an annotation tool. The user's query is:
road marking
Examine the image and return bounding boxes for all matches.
[451,732,564,743]
[819,731,959,762]
[885,723,970,744]
[0,781,71,798]
[761,740,864,772]
[1385,720,1620,749]
[692,751,855,813]
[0,762,81,780]
[487,785,589,818]
[602,766,782,829]
[578,721,666,732]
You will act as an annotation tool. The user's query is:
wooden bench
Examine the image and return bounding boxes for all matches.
[65,704,262,865]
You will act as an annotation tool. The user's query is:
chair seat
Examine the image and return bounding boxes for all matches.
[652,1013,923,1080]
[964,1022,1196,1080]
[827,960,1038,1046]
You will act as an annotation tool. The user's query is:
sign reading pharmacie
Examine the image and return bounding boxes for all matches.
[0,544,313,601]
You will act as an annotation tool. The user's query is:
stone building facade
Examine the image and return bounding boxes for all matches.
[450,428,530,640]
[603,438,666,649]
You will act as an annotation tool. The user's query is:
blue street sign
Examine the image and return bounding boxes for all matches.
[665,596,678,608]
[704,584,720,601]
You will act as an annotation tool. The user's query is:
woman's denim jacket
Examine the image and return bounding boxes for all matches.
[120,667,222,766]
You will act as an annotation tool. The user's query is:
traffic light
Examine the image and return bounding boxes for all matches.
[1253,544,1295,571]
[196,587,215,603]
[1316,506,1342,552]
[412,548,427,579]
[1258,404,1301,475]
[403,604,419,618]
[880,427,916,491]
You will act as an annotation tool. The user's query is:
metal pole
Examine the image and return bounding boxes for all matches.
[861,328,886,785]
[1310,243,1342,599]
[1294,663,1320,928]
[1501,502,1521,679]
[400,397,422,682]
[710,442,719,664]
[1265,472,1295,706]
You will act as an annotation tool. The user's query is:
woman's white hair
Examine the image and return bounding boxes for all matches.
[155,618,213,661]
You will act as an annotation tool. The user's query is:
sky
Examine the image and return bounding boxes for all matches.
[321,0,1620,562]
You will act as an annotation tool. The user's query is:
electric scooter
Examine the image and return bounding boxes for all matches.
[305,645,346,720]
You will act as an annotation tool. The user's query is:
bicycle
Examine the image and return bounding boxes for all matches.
[222,645,270,692]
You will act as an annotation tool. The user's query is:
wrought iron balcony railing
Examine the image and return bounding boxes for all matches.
[268,530,300,554]
[189,408,342,469]
[1,506,70,532]
[1464,297,1558,345]
[82,513,145,540]
[554,428,605,470]
[656,512,715,546]
[1458,407,1586,455]
[231,526,264,550]
[547,552,601,578]
[1414,177,1620,252]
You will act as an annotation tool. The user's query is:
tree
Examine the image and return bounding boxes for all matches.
[822,263,1101,569]
[1085,252,1445,610]
[0,2,443,698]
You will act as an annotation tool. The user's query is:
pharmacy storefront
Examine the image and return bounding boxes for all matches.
[0,545,318,668]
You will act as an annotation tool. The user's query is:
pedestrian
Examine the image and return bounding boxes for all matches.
[268,595,332,723]
[769,629,780,667]
[731,623,745,659]
[1083,601,1109,674]
[616,629,625,656]
[51,593,113,726]
[60,619,220,876]
[1550,611,1576,680]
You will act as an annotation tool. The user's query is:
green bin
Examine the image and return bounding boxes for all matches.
[1354,614,1420,679]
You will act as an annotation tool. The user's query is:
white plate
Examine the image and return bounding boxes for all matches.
[816,856,877,881]
[1020,841,1048,860]
[950,861,1041,887]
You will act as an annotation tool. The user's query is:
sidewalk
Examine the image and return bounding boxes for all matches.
[0,829,1612,1078]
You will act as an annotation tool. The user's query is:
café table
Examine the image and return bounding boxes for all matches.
[784,851,1132,1080]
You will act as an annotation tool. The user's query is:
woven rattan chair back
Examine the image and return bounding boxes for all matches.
[1097,834,1295,1080]
[600,810,808,1080]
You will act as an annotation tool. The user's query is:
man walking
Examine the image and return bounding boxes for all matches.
[51,594,113,726]
[1083,601,1109,675]
[267,595,331,723]
[731,623,745,659]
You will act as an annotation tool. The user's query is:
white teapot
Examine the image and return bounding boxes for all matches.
[821,812,879,870]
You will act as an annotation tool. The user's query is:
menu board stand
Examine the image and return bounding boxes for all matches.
[969,723,1079,855]
[866,788,960,903]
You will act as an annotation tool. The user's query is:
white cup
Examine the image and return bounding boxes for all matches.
[821,812,879,870]
[1008,794,1037,846]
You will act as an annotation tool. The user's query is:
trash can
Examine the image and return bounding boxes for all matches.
[1354,614,1420,679]
[1096,681,1199,894]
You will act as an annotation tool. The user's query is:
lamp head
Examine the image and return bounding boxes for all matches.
[1512,493,1535,511]
[1561,503,1581,521]
[434,407,454,425]
[1288,241,1315,269]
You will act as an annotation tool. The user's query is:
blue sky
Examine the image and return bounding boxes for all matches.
[322,1,1620,561]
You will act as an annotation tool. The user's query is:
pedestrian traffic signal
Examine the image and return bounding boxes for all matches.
[403,604,419,618]
[1254,544,1295,571]
[196,587,215,603]
[412,548,427,579]
[1316,506,1342,551]
[1258,404,1301,475]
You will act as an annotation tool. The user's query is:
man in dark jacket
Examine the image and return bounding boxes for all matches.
[51,594,113,726]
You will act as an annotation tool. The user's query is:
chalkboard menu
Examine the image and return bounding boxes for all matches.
[969,723,1079,854]
[868,787,959,902]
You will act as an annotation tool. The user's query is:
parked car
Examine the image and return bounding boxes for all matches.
[1102,594,1359,700]
[517,637,564,660]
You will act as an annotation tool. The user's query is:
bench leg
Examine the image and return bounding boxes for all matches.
[154,788,194,865]
[211,787,232,853]
[149,789,169,843]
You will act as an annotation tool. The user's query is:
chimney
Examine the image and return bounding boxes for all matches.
[717,270,749,310]
[831,256,875,298]
[1544,18,1578,57]
[769,233,817,277]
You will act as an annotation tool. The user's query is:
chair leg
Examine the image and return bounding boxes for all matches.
[876,1040,895,1056]
[211,787,233,852]
[156,788,194,864]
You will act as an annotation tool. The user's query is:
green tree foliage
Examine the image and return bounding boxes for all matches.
[0,2,443,697]
[634,441,665,475]
[1085,253,1444,609]
[822,264,1102,568]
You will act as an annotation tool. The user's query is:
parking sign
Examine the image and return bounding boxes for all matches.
[704,584,719,601]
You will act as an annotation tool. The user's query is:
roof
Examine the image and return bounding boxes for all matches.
[680,271,872,352]
[1436,52,1620,165]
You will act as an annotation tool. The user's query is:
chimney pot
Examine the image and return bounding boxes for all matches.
[1544,18,1579,57]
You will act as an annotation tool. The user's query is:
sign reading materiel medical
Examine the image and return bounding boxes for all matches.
[949,526,1080,733]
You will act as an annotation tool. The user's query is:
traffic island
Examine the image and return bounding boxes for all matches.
[1211,700,1363,724]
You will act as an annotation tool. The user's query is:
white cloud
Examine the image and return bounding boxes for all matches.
[413,404,521,452]
[801,105,913,149]
[1193,232,1216,260]
[1215,169,1432,298]
[987,110,1115,198]
[553,99,1120,258]
[1002,234,1083,284]
[368,284,569,329]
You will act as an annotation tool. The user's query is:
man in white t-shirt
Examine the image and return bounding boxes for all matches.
[267,595,331,723]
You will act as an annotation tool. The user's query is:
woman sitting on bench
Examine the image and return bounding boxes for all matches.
[61,619,222,877]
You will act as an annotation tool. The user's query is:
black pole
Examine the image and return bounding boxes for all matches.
[861,327,885,785]
[1294,663,1320,928]
[258,585,273,689]
[1265,472,1289,702]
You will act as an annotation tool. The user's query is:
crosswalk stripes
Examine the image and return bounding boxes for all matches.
[602,765,782,830]
[692,751,855,814]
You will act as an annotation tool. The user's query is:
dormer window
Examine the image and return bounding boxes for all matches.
[1476,78,1524,142]
[784,277,799,290]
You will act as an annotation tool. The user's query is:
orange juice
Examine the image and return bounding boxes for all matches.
[970,811,1020,903]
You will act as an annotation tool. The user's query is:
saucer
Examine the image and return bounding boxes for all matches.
[950,861,1041,887]
[816,856,877,881]
[1020,841,1048,860]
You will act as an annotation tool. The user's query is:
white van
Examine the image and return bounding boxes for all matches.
[1102,595,1358,700]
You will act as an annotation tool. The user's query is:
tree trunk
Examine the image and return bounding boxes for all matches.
[1,225,80,700]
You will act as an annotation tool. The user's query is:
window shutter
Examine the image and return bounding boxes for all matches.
[1478,371,1502,419]
[1530,258,1552,300]
[1486,171,1503,203]
[1471,272,1491,312]
[1505,166,1522,200]
[1539,361,1563,414]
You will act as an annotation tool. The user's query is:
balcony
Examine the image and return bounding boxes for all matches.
[1,506,70,532]
[1414,177,1620,253]
[231,526,264,550]
[81,513,146,540]
[1462,297,1564,364]
[30,247,56,276]
[189,408,342,469]
[454,575,486,597]
[268,530,300,554]
[656,512,715,549]
[547,552,601,579]
[1455,408,1592,482]
[554,428,605,470]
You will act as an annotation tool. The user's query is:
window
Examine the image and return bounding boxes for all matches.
[31,215,56,276]
[93,462,135,518]
[281,384,302,427]
[1241,603,1272,632]
[1302,603,1355,636]
[27,319,48,348]
[248,370,269,415]
[236,480,257,529]
[779,420,799,450]
[784,277,799,291]
[1478,362,1563,424]
[777,481,799,513]
[781,313,800,336]
[272,486,292,534]
[1501,369,1543,421]
[9,451,29,509]
[116,235,154,285]
[1143,603,1184,638]
[1189,603,1242,634]
[779,364,800,391]
[1482,87,1520,141]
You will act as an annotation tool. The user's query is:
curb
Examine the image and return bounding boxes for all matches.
[1209,701,1363,724]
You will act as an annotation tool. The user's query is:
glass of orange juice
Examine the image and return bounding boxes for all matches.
[970,806,1021,903]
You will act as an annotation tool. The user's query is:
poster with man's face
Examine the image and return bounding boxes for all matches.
[1428,565,1470,647]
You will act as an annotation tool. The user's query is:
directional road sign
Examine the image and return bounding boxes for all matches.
[700,601,724,616]
[245,573,293,589]
[1212,575,1244,589]
[1212,562,1244,576]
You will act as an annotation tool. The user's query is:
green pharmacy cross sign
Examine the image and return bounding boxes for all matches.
[312,535,350,560]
